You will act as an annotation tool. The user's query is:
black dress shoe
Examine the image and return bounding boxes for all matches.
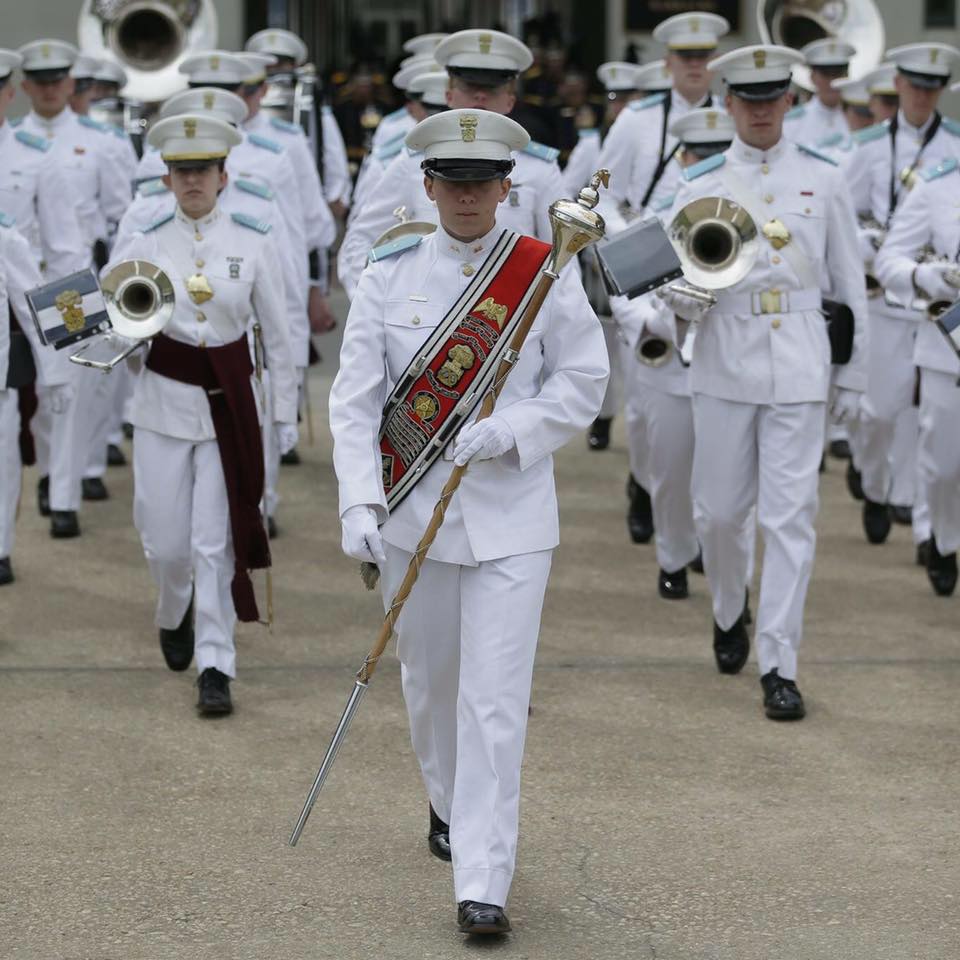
[626,474,654,544]
[760,668,806,720]
[713,607,749,674]
[106,443,126,467]
[658,567,688,599]
[846,462,865,502]
[917,539,932,567]
[689,551,704,574]
[457,901,511,935]
[862,500,891,544]
[829,439,851,460]
[267,515,278,540]
[50,511,80,538]
[926,540,958,597]
[197,667,232,715]
[428,804,451,861]
[280,447,301,466]
[0,557,13,586]
[81,477,109,501]
[890,504,913,526]
[587,416,612,451]
[160,599,195,671]
[37,475,50,517]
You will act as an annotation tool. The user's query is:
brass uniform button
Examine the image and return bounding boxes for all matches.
[195,259,205,268]
[771,319,781,330]
[761,163,769,174]
[462,263,475,277]
[772,255,781,264]
[804,207,812,215]
[196,311,206,322]
[764,194,774,203]
[195,232,202,241]
[411,316,421,326]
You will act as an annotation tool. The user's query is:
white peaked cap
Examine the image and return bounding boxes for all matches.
[179,50,251,86]
[147,113,243,161]
[93,58,128,86]
[801,38,856,67]
[709,44,804,86]
[18,39,78,73]
[0,49,23,80]
[831,75,869,105]
[159,87,248,125]
[407,71,449,107]
[393,54,440,91]
[237,52,277,83]
[70,54,101,79]
[406,108,528,162]
[886,43,960,80]
[669,107,734,144]
[434,30,533,75]
[403,34,449,56]
[596,62,642,92]
[634,59,672,92]
[245,28,308,66]
[652,13,729,51]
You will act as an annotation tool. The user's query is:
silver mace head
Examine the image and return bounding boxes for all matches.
[544,168,610,279]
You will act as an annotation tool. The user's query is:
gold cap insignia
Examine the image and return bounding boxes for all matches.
[931,49,939,64]
[478,33,492,55]
[754,50,767,69]
[610,67,617,79]
[460,114,478,142]
[691,17,700,31]
[54,289,85,333]
[41,43,50,58]
[437,344,476,387]
[706,111,718,129]
[183,117,197,138]
[203,92,214,109]
[210,55,220,70]
[474,296,508,329]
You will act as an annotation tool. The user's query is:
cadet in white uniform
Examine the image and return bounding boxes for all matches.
[659,45,868,720]
[108,115,298,715]
[843,43,960,549]
[0,216,71,585]
[783,39,856,148]
[329,110,607,934]
[338,29,567,300]
[874,138,960,597]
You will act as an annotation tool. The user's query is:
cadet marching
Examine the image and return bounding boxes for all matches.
[2,9,960,940]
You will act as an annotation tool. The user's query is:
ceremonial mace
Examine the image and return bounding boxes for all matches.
[288,169,610,846]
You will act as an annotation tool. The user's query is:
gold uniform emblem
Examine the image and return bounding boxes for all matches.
[183,117,197,139]
[460,114,478,142]
[187,273,214,304]
[412,391,440,422]
[210,55,220,70]
[203,92,215,110]
[437,344,476,387]
[762,219,791,250]
[706,111,718,129]
[754,50,767,69]
[474,296,508,328]
[478,33,492,55]
[54,289,85,332]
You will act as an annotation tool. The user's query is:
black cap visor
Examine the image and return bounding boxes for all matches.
[422,157,514,181]
[810,64,848,79]
[727,79,792,102]
[166,157,223,171]
[671,47,716,60]
[684,140,732,159]
[898,67,949,90]
[25,67,70,84]
[187,80,243,93]
[447,65,517,89]
[72,77,96,93]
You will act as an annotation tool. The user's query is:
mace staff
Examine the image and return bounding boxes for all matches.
[288,169,610,847]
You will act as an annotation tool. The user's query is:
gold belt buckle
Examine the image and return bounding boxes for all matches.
[759,289,782,314]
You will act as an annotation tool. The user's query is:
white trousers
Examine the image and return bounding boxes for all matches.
[261,369,279,517]
[380,543,553,907]
[918,369,960,556]
[133,428,237,677]
[692,396,825,680]
[84,363,130,478]
[0,390,20,558]
[597,316,623,420]
[620,344,650,489]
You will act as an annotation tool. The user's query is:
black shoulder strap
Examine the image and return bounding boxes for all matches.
[887,112,942,226]
[640,92,674,210]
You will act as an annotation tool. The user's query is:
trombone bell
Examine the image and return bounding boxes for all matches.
[101,259,175,340]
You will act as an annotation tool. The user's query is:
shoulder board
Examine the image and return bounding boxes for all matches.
[797,142,839,166]
[521,139,560,163]
[629,92,668,112]
[682,153,725,181]
[269,116,301,134]
[137,177,169,198]
[231,211,272,234]
[784,104,806,121]
[374,137,405,162]
[14,130,50,152]
[247,133,282,153]
[144,212,175,233]
[852,122,889,146]
[577,128,600,139]
[235,178,274,200]
[382,107,407,123]
[651,193,675,214]
[368,232,423,263]
[0,212,16,228]
[78,115,108,133]
[10,117,23,128]
[816,132,845,148]
[920,157,959,182]
[940,117,960,138]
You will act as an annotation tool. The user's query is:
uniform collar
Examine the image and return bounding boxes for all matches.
[671,88,711,113]
[811,96,842,121]
[897,109,935,139]
[175,203,222,236]
[436,222,501,261]
[243,110,267,134]
[730,133,788,165]
[28,107,74,135]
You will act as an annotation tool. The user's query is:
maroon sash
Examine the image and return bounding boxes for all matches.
[145,333,269,623]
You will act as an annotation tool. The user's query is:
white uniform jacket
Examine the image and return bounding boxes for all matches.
[108,204,298,441]
[665,135,868,404]
[329,223,609,563]
[562,128,601,197]
[369,107,415,152]
[783,98,848,149]
[339,144,567,299]
[874,170,960,377]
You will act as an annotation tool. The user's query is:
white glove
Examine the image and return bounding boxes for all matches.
[914,262,960,302]
[340,504,386,565]
[655,285,713,323]
[453,415,515,467]
[641,308,676,344]
[830,387,862,424]
[46,383,73,415]
[276,422,299,455]
[858,229,884,264]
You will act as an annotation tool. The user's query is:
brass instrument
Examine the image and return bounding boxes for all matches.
[858,214,887,298]
[367,206,437,261]
[755,0,885,92]
[636,197,759,366]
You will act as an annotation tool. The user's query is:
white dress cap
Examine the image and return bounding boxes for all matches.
[238,52,277,84]
[708,44,804,86]
[830,75,869,105]
[403,33,449,56]
[0,49,23,80]
[158,87,248,125]
[406,107,528,162]
[93,58,127,86]
[393,54,440,91]
[652,13,729,52]
[147,113,243,162]
[70,54,102,80]
[434,29,533,77]
[18,39,79,74]
[863,63,897,96]
[634,59,672,93]
[179,50,252,86]
[245,28,308,66]
[886,43,960,82]
[407,71,449,108]
[669,107,735,144]
[596,62,642,92]
[801,38,857,68]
